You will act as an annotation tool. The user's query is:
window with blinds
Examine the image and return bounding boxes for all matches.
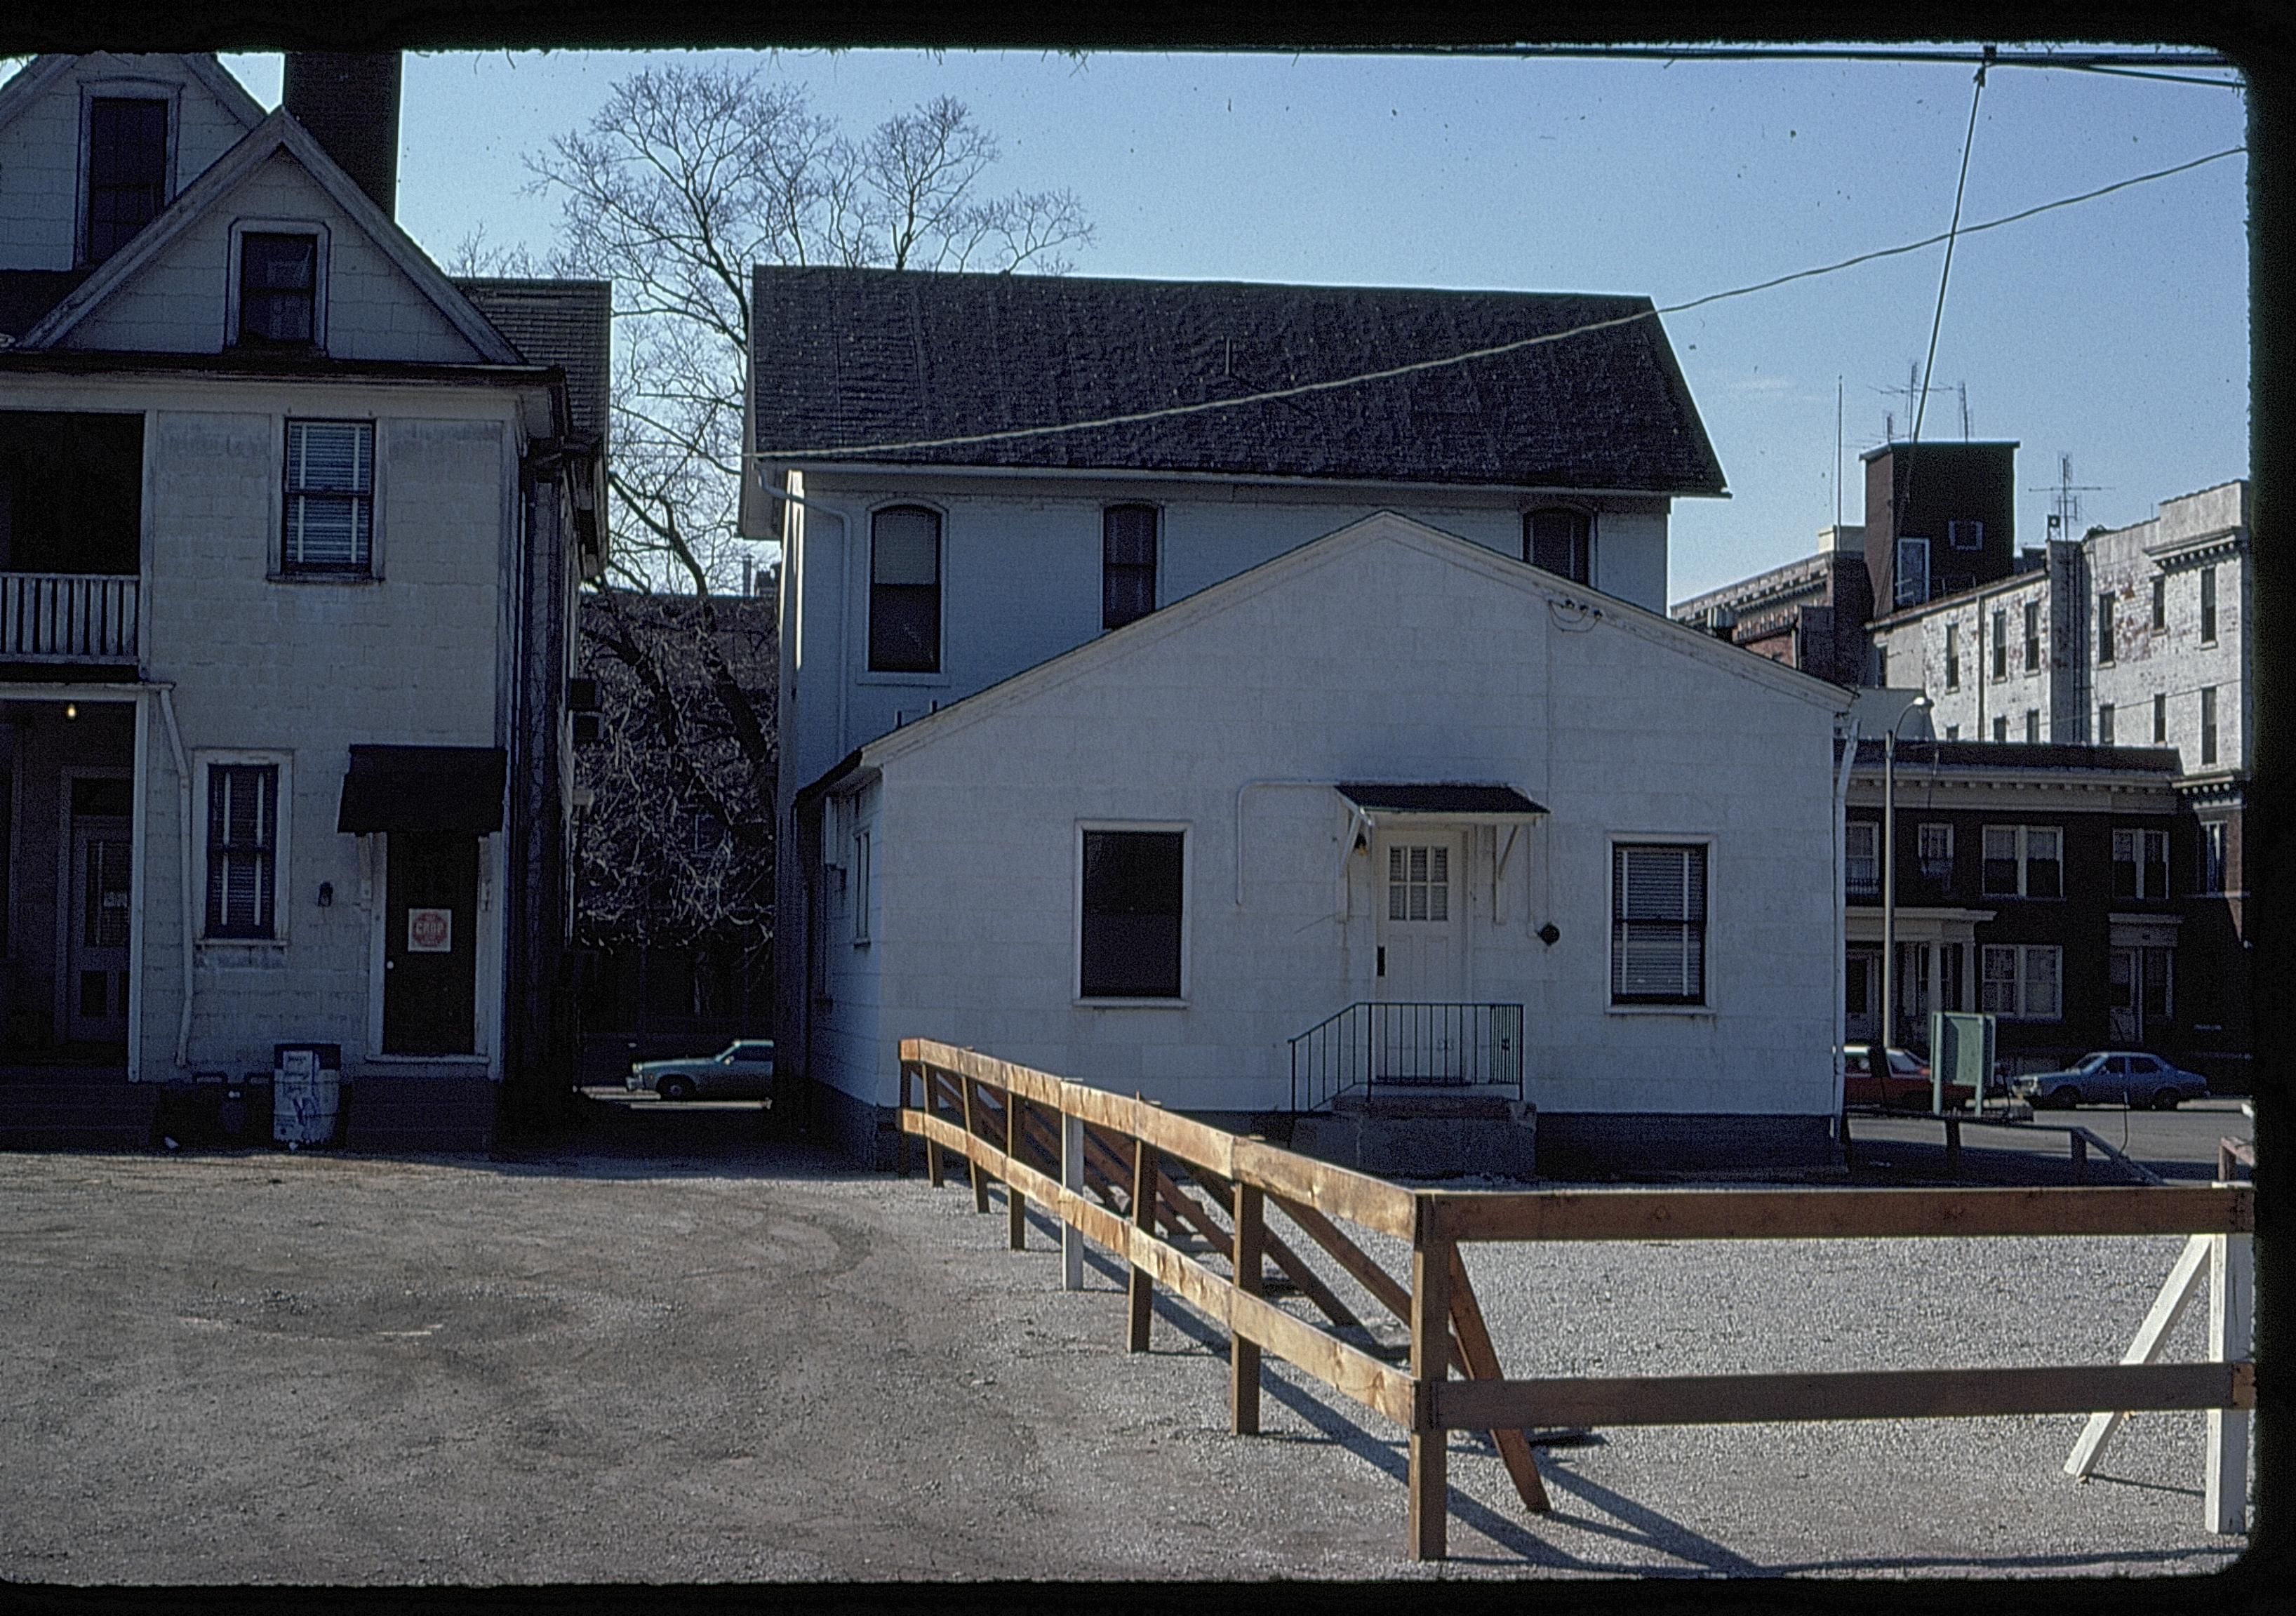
[206,763,277,938]
[1611,843,1706,1005]
[283,420,374,573]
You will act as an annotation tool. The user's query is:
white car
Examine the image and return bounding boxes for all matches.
[627,1040,776,1101]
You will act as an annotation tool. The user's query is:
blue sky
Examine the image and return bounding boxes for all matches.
[212,50,2249,599]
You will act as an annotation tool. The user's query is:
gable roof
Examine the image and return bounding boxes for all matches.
[454,278,613,446]
[841,510,1843,782]
[16,108,523,364]
[0,53,266,144]
[751,267,1726,495]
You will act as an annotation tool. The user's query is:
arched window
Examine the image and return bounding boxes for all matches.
[1103,504,1159,629]
[869,505,941,672]
[1523,507,1591,585]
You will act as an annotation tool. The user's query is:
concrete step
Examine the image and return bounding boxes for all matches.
[1292,1097,1536,1180]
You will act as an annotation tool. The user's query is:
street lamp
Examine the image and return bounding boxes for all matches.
[1880,693,1933,1091]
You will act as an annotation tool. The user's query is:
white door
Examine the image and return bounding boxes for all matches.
[1375,832,1465,1002]
[1372,831,1469,1082]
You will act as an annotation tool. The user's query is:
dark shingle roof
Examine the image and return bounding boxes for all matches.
[453,278,612,447]
[749,267,1726,493]
[0,269,92,340]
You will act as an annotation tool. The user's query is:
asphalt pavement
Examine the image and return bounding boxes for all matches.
[0,1119,2255,1583]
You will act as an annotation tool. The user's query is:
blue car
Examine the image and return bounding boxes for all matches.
[2013,1051,2209,1111]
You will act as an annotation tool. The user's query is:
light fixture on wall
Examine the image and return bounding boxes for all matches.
[318,882,334,907]
[62,702,77,720]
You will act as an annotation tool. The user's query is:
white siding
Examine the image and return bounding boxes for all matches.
[132,394,512,1084]
[62,149,483,362]
[830,519,1838,1120]
[0,54,253,272]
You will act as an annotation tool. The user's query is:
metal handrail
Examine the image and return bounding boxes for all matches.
[1288,1001,1524,1113]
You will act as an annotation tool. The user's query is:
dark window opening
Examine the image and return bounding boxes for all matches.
[84,98,168,265]
[206,764,278,939]
[869,506,941,672]
[1080,830,1183,999]
[1102,504,1159,629]
[239,232,318,346]
[2097,592,2115,664]
[1525,508,1591,585]
[0,412,144,575]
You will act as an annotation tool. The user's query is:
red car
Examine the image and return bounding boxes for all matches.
[1842,1044,1973,1110]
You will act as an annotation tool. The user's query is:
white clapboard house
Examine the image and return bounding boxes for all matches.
[745,267,1850,1175]
[0,53,603,1149]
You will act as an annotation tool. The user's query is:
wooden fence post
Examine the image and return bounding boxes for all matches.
[2206,1231,2253,1533]
[897,1061,913,1178]
[925,1069,946,1189]
[961,1075,991,1214]
[1062,1110,1086,1291]
[1007,1089,1028,1250]
[2070,1132,2088,1182]
[1232,1182,1264,1435]
[1408,1202,1453,1561]
[1128,1135,1159,1352]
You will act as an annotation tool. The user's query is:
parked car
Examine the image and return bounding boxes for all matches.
[1842,1043,1973,1110]
[2015,1052,2209,1111]
[628,1040,776,1101]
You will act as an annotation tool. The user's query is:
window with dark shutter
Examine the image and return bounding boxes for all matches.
[283,420,374,573]
[1524,508,1591,585]
[84,98,168,265]
[206,765,277,938]
[869,506,941,672]
[239,233,318,345]
[1080,830,1184,999]
[1102,505,1159,629]
[1610,843,1706,1005]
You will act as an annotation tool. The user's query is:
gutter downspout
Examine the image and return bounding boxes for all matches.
[1833,716,1860,1123]
[156,685,194,1069]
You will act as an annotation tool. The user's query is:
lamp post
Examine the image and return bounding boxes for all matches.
[1879,693,1933,1090]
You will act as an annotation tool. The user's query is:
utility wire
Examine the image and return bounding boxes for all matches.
[749,143,2246,464]
[1902,51,1991,548]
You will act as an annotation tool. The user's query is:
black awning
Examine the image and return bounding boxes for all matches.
[337,745,507,835]
[1335,782,1548,817]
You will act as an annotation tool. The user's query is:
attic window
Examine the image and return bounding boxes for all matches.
[239,234,320,346]
[1524,508,1591,585]
[84,98,171,265]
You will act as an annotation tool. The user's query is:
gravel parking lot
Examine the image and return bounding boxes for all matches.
[0,1133,2252,1583]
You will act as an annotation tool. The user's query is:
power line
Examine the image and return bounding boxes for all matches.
[749,144,2245,465]
[1317,44,2241,76]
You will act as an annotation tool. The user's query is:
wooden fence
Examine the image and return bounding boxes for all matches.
[897,1038,2255,1559]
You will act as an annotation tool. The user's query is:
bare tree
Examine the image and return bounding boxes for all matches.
[522,64,1089,987]
[526,64,1093,596]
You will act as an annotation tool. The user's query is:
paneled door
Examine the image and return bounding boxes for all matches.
[67,816,131,1043]
[1372,830,1467,1081]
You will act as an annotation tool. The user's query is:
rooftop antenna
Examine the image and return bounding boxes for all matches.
[2029,452,2105,541]
[1835,376,1844,529]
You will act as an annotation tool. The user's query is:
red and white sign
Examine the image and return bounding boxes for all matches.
[406,907,453,954]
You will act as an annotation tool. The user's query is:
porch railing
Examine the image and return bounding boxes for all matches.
[1289,1001,1524,1113]
[0,573,139,662]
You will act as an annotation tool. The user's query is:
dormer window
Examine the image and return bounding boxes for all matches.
[239,233,320,346]
[84,98,171,265]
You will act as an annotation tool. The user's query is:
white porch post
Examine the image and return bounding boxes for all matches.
[2205,1231,2253,1533]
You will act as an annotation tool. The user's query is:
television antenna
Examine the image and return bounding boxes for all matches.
[2029,453,2106,540]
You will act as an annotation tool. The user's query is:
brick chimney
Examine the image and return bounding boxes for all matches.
[281,53,401,218]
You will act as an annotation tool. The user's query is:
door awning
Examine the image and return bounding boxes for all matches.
[1335,782,1547,820]
[336,745,507,835]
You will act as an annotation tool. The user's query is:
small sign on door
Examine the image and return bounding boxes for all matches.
[407,907,453,954]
